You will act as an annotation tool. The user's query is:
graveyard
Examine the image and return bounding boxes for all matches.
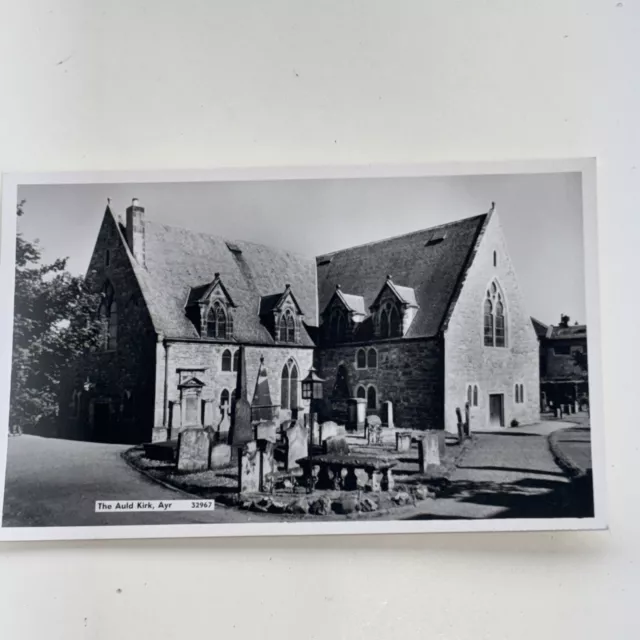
[124,410,470,519]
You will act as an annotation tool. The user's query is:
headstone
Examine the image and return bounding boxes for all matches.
[396,431,412,453]
[381,401,394,428]
[229,397,252,446]
[310,415,321,445]
[418,431,441,473]
[239,441,261,493]
[323,435,350,456]
[347,398,367,432]
[285,423,309,471]
[170,401,181,431]
[279,407,292,424]
[260,442,276,492]
[218,401,231,435]
[152,427,168,443]
[177,428,209,472]
[365,414,382,429]
[320,421,339,443]
[255,420,278,443]
[209,443,232,469]
[367,424,383,445]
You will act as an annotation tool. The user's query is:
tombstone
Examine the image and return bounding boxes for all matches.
[347,398,367,432]
[203,400,215,427]
[278,407,292,424]
[285,423,309,471]
[310,415,321,446]
[396,431,412,453]
[381,401,394,428]
[177,428,210,472]
[259,442,276,492]
[217,401,231,435]
[152,427,168,443]
[323,435,350,456]
[366,414,382,429]
[229,397,252,446]
[320,421,339,443]
[239,441,261,493]
[367,425,383,445]
[209,443,232,469]
[418,431,441,473]
[255,420,278,443]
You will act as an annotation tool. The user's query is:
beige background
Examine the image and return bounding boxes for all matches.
[0,1,638,639]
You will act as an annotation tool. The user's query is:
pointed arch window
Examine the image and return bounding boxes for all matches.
[207,302,228,339]
[467,385,473,407]
[473,385,478,407]
[280,358,300,411]
[389,306,401,337]
[279,310,297,343]
[356,385,366,399]
[232,349,239,372]
[367,386,377,410]
[222,349,232,372]
[515,384,520,403]
[367,348,378,369]
[379,302,402,338]
[484,282,507,347]
[380,308,390,338]
[356,348,367,369]
[328,308,346,343]
[220,388,230,407]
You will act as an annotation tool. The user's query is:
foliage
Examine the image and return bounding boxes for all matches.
[573,350,588,377]
[10,201,102,433]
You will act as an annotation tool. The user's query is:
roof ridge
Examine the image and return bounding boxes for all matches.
[315,212,488,260]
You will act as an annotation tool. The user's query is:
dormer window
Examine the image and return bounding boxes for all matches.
[186,273,236,340]
[379,301,402,338]
[260,284,304,345]
[278,309,296,343]
[370,276,418,340]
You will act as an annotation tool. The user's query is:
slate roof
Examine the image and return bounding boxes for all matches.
[316,214,489,339]
[118,215,317,346]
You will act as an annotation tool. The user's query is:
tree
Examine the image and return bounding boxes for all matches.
[10,202,102,434]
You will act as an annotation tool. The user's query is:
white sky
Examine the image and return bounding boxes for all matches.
[17,172,585,326]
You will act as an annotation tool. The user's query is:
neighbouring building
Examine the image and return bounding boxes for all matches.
[532,315,588,412]
[58,198,540,443]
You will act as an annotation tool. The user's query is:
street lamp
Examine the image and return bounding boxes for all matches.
[302,367,325,448]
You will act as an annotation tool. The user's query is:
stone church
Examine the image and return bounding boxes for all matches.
[59,198,539,444]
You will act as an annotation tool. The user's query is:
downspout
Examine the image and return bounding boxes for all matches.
[163,338,170,428]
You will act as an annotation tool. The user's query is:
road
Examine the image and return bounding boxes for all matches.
[2,436,275,527]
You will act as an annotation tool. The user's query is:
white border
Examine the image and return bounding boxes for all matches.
[0,159,606,542]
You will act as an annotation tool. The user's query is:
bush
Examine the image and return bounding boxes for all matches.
[510,419,520,427]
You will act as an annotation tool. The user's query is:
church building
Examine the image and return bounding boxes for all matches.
[59,198,539,444]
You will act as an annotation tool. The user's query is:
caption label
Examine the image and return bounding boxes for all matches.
[95,500,215,513]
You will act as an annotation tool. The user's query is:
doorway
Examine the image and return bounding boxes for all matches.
[93,401,111,442]
[489,394,504,428]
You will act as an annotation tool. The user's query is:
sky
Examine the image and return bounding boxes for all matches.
[17,172,585,326]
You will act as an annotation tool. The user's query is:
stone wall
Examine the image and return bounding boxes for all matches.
[316,339,444,431]
[443,211,540,433]
[155,340,314,438]
[58,210,158,444]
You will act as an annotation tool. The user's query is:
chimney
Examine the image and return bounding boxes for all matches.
[126,198,146,266]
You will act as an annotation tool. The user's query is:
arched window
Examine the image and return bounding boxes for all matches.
[279,310,297,343]
[280,358,300,410]
[520,384,524,403]
[484,281,507,347]
[493,251,497,267]
[467,385,473,406]
[329,309,346,343]
[356,348,367,369]
[232,349,239,372]
[367,386,377,410]
[367,348,378,369]
[105,249,111,267]
[389,306,401,337]
[473,385,478,407]
[515,384,520,403]
[380,308,390,338]
[220,388,230,407]
[356,385,366,399]
[207,303,227,339]
[222,349,232,372]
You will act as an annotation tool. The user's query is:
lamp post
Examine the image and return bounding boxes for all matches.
[302,366,325,448]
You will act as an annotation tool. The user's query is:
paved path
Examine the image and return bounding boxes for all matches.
[403,420,586,520]
[2,436,275,527]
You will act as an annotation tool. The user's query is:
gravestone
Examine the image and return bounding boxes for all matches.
[203,400,215,427]
[170,401,181,433]
[177,428,209,472]
[396,431,412,453]
[255,420,278,443]
[320,421,339,443]
[239,441,261,493]
[418,431,441,473]
[229,397,252,446]
[209,443,232,469]
[323,435,350,456]
[310,415,321,446]
[367,424,383,445]
[381,401,394,428]
[347,398,367,432]
[260,442,276,492]
[217,401,231,435]
[285,423,308,471]
[279,407,292,424]
[366,414,382,429]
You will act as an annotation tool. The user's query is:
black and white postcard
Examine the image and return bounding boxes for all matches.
[0,160,605,541]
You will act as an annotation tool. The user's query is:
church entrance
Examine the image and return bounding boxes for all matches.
[489,394,504,428]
